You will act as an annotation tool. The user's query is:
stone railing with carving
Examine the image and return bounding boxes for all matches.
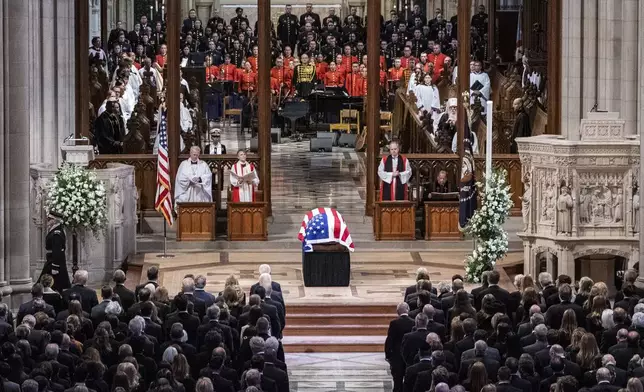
[89,154,260,212]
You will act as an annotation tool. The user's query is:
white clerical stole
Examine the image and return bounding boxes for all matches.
[230,161,260,202]
[174,159,213,205]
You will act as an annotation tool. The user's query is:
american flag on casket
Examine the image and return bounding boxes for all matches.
[297,208,355,252]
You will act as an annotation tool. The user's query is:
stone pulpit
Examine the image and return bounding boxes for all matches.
[517,112,639,289]
[30,149,137,286]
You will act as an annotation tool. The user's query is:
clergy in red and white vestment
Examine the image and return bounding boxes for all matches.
[377,140,412,201]
[230,150,260,202]
[175,146,213,205]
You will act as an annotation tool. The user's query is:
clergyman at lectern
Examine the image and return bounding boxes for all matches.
[174,146,213,205]
[378,140,412,201]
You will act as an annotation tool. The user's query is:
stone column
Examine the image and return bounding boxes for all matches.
[597,0,622,113]
[581,0,598,115]
[560,0,582,140]
[0,0,6,293]
[91,0,101,40]
[620,0,638,135]
[6,0,34,304]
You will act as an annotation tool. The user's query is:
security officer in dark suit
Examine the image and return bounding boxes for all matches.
[38,212,71,293]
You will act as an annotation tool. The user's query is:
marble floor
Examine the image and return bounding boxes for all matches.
[216,126,366,215]
[285,353,392,392]
[141,250,520,304]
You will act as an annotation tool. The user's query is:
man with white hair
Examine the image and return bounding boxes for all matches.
[178,276,207,319]
[264,336,286,365]
[517,307,544,338]
[538,272,556,300]
[458,340,501,381]
[595,368,619,391]
[385,302,414,392]
[197,304,235,354]
[401,313,430,367]
[62,270,99,313]
[174,146,213,205]
[250,264,282,294]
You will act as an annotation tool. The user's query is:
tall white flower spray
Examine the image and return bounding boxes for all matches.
[45,163,108,235]
[463,169,513,283]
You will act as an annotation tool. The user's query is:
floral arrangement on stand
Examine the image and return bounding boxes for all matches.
[463,169,513,283]
[45,163,108,236]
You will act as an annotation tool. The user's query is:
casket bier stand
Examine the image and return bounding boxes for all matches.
[227,190,267,241]
[424,200,462,240]
[374,200,416,240]
[176,202,216,241]
[302,244,351,287]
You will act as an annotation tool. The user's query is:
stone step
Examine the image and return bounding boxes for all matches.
[284,324,389,336]
[286,313,394,326]
[282,335,385,353]
[287,304,395,315]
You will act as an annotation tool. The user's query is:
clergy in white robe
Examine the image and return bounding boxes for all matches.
[451,129,479,154]
[180,97,193,133]
[469,61,491,111]
[230,150,260,202]
[174,146,213,205]
[139,63,164,91]
[413,73,441,126]
[378,140,412,201]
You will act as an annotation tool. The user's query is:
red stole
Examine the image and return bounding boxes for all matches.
[231,161,256,202]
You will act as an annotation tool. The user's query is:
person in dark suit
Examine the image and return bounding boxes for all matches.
[164,293,201,346]
[385,302,415,392]
[496,366,522,392]
[538,272,557,303]
[257,351,289,392]
[259,285,285,334]
[539,357,566,392]
[600,307,629,353]
[401,313,430,367]
[90,285,118,326]
[423,305,447,341]
[612,330,644,369]
[522,324,548,356]
[196,304,235,355]
[249,264,283,296]
[112,269,135,313]
[441,278,466,313]
[475,271,511,311]
[17,283,56,324]
[403,268,432,301]
[172,277,207,320]
[135,266,160,300]
[199,350,235,392]
[608,328,629,356]
[544,284,584,330]
[403,346,433,392]
[505,357,532,392]
[601,354,627,388]
[140,301,163,343]
[586,367,621,392]
[62,270,99,314]
[454,318,477,369]
[459,341,501,382]
[614,283,638,316]
[194,275,217,308]
[251,289,281,339]
[471,271,491,305]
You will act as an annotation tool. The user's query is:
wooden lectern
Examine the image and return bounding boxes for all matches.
[227,202,267,241]
[374,201,416,240]
[176,202,216,241]
[424,201,462,240]
[227,189,267,241]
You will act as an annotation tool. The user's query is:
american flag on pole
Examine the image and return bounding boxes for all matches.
[298,208,354,252]
[155,108,174,226]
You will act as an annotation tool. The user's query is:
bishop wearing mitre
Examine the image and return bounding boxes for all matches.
[230,150,259,202]
[175,146,213,205]
[378,140,412,201]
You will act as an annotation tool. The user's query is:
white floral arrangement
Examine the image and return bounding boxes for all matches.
[464,169,513,283]
[45,163,108,235]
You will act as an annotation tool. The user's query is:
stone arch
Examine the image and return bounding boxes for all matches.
[572,248,631,263]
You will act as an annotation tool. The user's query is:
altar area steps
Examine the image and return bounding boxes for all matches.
[282,304,395,353]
